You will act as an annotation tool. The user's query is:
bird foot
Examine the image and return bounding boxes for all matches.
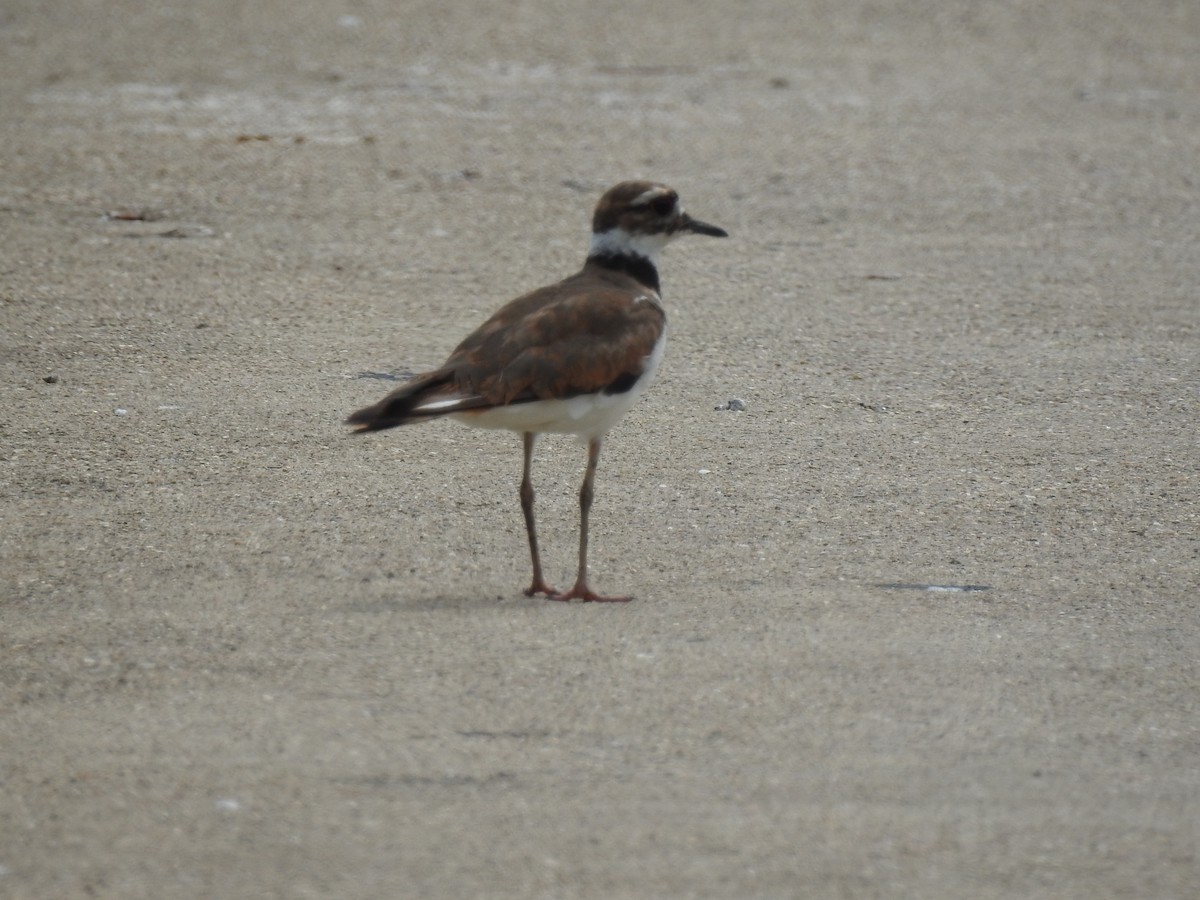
[523,579,560,598]
[547,582,633,603]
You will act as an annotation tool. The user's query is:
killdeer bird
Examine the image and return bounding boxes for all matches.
[347,181,727,602]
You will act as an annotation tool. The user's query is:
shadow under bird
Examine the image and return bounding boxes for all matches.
[347,180,727,602]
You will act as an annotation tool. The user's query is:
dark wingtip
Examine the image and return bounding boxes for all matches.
[345,403,387,432]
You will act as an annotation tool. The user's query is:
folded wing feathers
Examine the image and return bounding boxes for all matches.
[346,282,665,433]
[452,286,665,403]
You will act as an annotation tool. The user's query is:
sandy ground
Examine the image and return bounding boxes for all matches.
[2,1,1198,897]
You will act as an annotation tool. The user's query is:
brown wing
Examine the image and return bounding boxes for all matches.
[346,269,665,432]
[444,272,666,405]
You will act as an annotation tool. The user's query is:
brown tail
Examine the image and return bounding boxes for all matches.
[346,371,455,432]
[346,370,499,432]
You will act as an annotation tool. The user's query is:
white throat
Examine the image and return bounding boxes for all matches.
[589,227,668,264]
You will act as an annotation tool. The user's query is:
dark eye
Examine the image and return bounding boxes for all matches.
[650,196,676,216]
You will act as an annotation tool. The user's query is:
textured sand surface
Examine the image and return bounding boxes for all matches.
[2,2,1198,897]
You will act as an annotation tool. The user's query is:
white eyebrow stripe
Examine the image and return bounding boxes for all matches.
[631,187,671,206]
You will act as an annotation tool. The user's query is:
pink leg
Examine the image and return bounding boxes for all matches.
[519,432,559,597]
[549,437,633,603]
